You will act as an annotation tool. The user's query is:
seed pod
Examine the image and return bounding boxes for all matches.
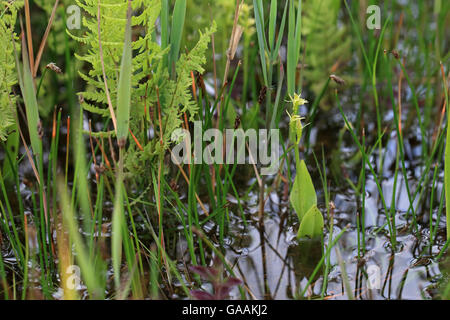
[234,115,241,129]
[169,179,179,192]
[392,50,400,59]
[258,86,267,104]
[330,74,345,85]
[94,164,106,175]
[46,62,62,74]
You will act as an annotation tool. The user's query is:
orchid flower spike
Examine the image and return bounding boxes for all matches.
[288,92,308,113]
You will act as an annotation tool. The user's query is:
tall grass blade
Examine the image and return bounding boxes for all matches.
[253,0,268,86]
[268,0,277,51]
[116,2,133,143]
[169,0,186,77]
[112,2,133,292]
[58,178,103,299]
[443,62,450,240]
[14,34,42,158]
[287,0,302,95]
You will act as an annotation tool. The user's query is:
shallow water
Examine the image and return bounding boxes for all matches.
[2,107,449,300]
[215,108,449,300]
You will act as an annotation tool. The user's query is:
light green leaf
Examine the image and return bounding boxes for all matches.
[169,0,186,76]
[297,205,324,239]
[290,159,317,221]
[116,4,133,142]
[15,35,42,158]
[268,0,277,51]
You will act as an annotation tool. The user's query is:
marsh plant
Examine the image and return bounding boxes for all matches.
[0,0,449,301]
[189,256,242,300]
[170,121,280,175]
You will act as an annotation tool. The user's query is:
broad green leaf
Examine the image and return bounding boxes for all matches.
[290,159,317,221]
[297,205,324,239]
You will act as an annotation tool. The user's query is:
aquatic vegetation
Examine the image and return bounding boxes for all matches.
[445,63,450,241]
[302,0,351,109]
[0,0,448,301]
[189,256,242,300]
[288,93,324,238]
[0,1,22,141]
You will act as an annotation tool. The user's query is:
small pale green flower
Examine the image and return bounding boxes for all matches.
[288,92,308,114]
[287,111,304,145]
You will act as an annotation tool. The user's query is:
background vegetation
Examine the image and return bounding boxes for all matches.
[0,0,449,300]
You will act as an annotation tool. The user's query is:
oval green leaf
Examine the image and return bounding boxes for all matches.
[289,159,317,221]
[297,205,324,239]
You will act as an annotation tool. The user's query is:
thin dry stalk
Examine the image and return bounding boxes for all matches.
[398,61,404,137]
[24,0,34,75]
[33,0,60,77]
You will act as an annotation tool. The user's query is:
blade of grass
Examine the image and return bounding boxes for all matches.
[169,0,186,77]
[253,0,268,86]
[443,61,450,239]
[58,177,104,299]
[14,31,42,159]
[112,1,133,292]
[116,2,132,143]
[268,0,277,51]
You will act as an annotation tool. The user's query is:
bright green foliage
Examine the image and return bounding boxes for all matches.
[69,0,162,118]
[302,0,350,109]
[184,0,254,74]
[445,66,450,240]
[0,1,23,141]
[70,0,216,174]
[290,159,317,221]
[168,0,186,76]
[297,205,324,238]
[116,5,132,142]
[446,118,450,240]
[289,95,323,238]
[34,0,79,117]
[287,0,302,96]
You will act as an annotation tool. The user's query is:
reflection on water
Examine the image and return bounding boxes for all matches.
[225,184,447,300]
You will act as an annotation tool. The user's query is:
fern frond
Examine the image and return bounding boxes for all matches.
[302,0,351,110]
[0,0,23,141]
[72,0,215,178]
